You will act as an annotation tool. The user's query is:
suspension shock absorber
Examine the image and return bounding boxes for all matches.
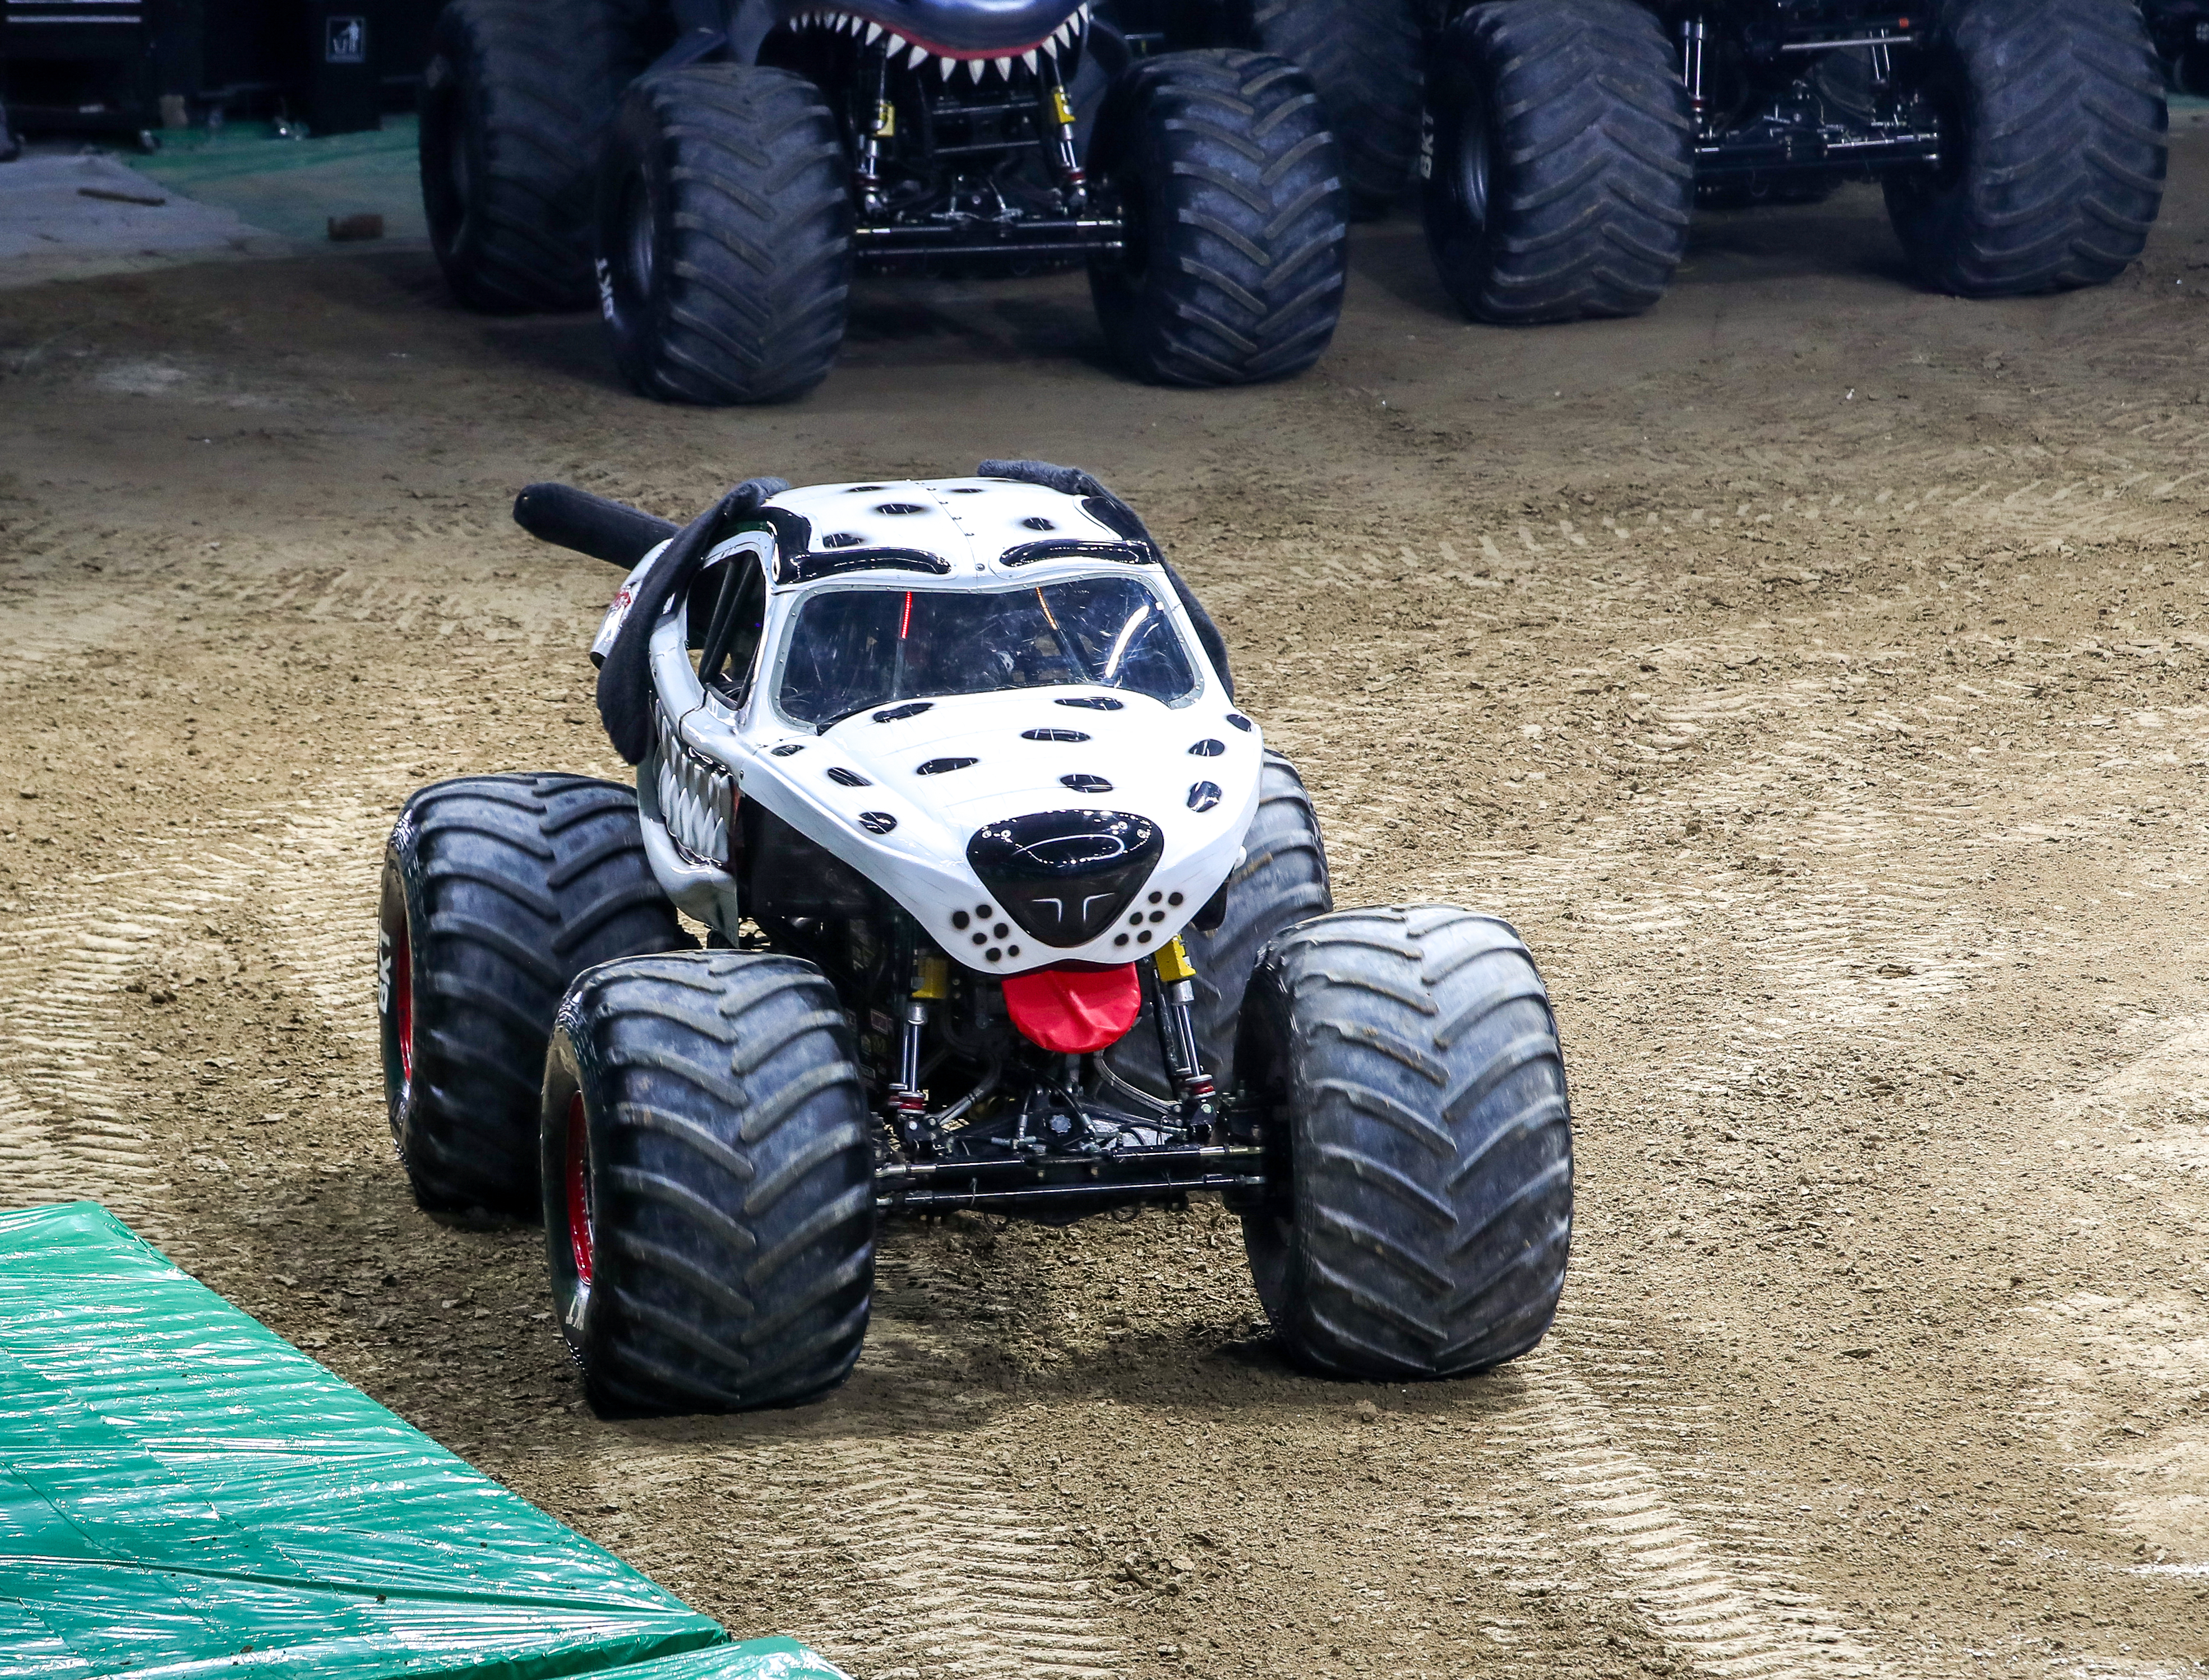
[857,45,891,216]
[891,952,947,1149]
[1153,937,1214,1119]
[1679,15,1707,132]
[1034,52,1085,210]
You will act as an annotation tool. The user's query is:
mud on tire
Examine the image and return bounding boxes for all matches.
[1883,0,2167,297]
[542,951,875,1416]
[1088,49,1350,387]
[1104,749,1330,1096]
[378,774,688,1216]
[596,63,853,406]
[1236,905,1572,1378]
[1421,0,1693,323]
[1235,0,1425,219]
[419,0,643,312]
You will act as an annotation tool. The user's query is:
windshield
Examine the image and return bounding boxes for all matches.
[778,577,1198,728]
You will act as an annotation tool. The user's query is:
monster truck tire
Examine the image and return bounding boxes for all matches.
[1232,0,1424,218]
[1236,905,1573,1378]
[419,0,641,312]
[596,64,852,406]
[1883,0,2168,297]
[1088,49,1349,387]
[1103,750,1330,1097]
[541,951,875,1416]
[1421,0,1693,323]
[378,775,688,1216]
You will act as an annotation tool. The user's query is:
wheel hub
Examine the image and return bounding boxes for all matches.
[392,920,414,1089]
[565,1094,595,1289]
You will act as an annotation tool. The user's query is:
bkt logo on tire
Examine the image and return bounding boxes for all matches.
[595,258,616,323]
[377,928,392,1016]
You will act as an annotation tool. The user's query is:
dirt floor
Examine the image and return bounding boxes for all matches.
[6,117,2209,1680]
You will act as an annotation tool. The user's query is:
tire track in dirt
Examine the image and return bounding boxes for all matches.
[1376,1303,1896,1680]
[566,1251,1126,1680]
[1501,1316,1892,1680]
[0,792,399,1240]
[0,869,233,1232]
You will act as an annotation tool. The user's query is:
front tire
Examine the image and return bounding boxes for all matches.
[419,0,641,312]
[378,774,687,1216]
[595,63,853,406]
[1237,905,1573,1379]
[1421,0,1693,323]
[542,951,875,1416]
[1088,49,1349,387]
[1883,0,2168,297]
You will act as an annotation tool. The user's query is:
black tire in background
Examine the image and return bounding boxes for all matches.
[419,0,643,312]
[595,63,853,406]
[1235,0,1425,219]
[1236,905,1573,1379]
[1884,0,2167,297]
[541,951,875,1416]
[378,774,688,1216]
[1103,749,1330,1096]
[1421,0,1693,323]
[1088,49,1350,387]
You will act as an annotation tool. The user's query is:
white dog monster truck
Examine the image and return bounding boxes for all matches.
[377,463,1573,1415]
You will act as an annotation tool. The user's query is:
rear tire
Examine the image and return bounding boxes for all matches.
[1088,49,1349,387]
[419,0,641,312]
[542,951,875,1415]
[1421,0,1693,323]
[1235,0,1425,218]
[1103,750,1330,1095]
[1236,905,1573,1378]
[378,774,688,1216]
[1883,0,2168,297]
[595,63,853,406]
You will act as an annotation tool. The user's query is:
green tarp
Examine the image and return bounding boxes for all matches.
[0,1204,842,1680]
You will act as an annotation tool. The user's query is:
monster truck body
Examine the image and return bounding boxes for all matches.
[420,0,1351,398]
[622,476,1259,979]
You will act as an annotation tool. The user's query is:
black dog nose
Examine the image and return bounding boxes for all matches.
[967,809,1162,949]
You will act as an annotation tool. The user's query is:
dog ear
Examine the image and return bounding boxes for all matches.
[594,477,788,763]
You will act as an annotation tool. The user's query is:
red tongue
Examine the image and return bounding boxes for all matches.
[1001,964,1142,1054]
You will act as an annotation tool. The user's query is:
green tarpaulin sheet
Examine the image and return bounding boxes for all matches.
[0,1203,843,1680]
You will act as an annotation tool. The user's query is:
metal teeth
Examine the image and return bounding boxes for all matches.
[993,54,1013,77]
[865,18,883,39]
[906,40,927,66]
[1022,47,1038,70]
[937,52,955,78]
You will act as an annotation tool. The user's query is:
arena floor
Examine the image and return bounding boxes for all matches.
[3,114,2208,1680]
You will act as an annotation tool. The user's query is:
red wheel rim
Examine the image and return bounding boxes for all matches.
[391,920,415,1086]
[565,1094,594,1288]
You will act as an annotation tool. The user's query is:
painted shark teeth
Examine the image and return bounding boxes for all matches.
[799,6,1078,73]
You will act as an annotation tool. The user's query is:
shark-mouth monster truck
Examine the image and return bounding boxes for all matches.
[376,465,1574,1414]
[419,0,1351,398]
